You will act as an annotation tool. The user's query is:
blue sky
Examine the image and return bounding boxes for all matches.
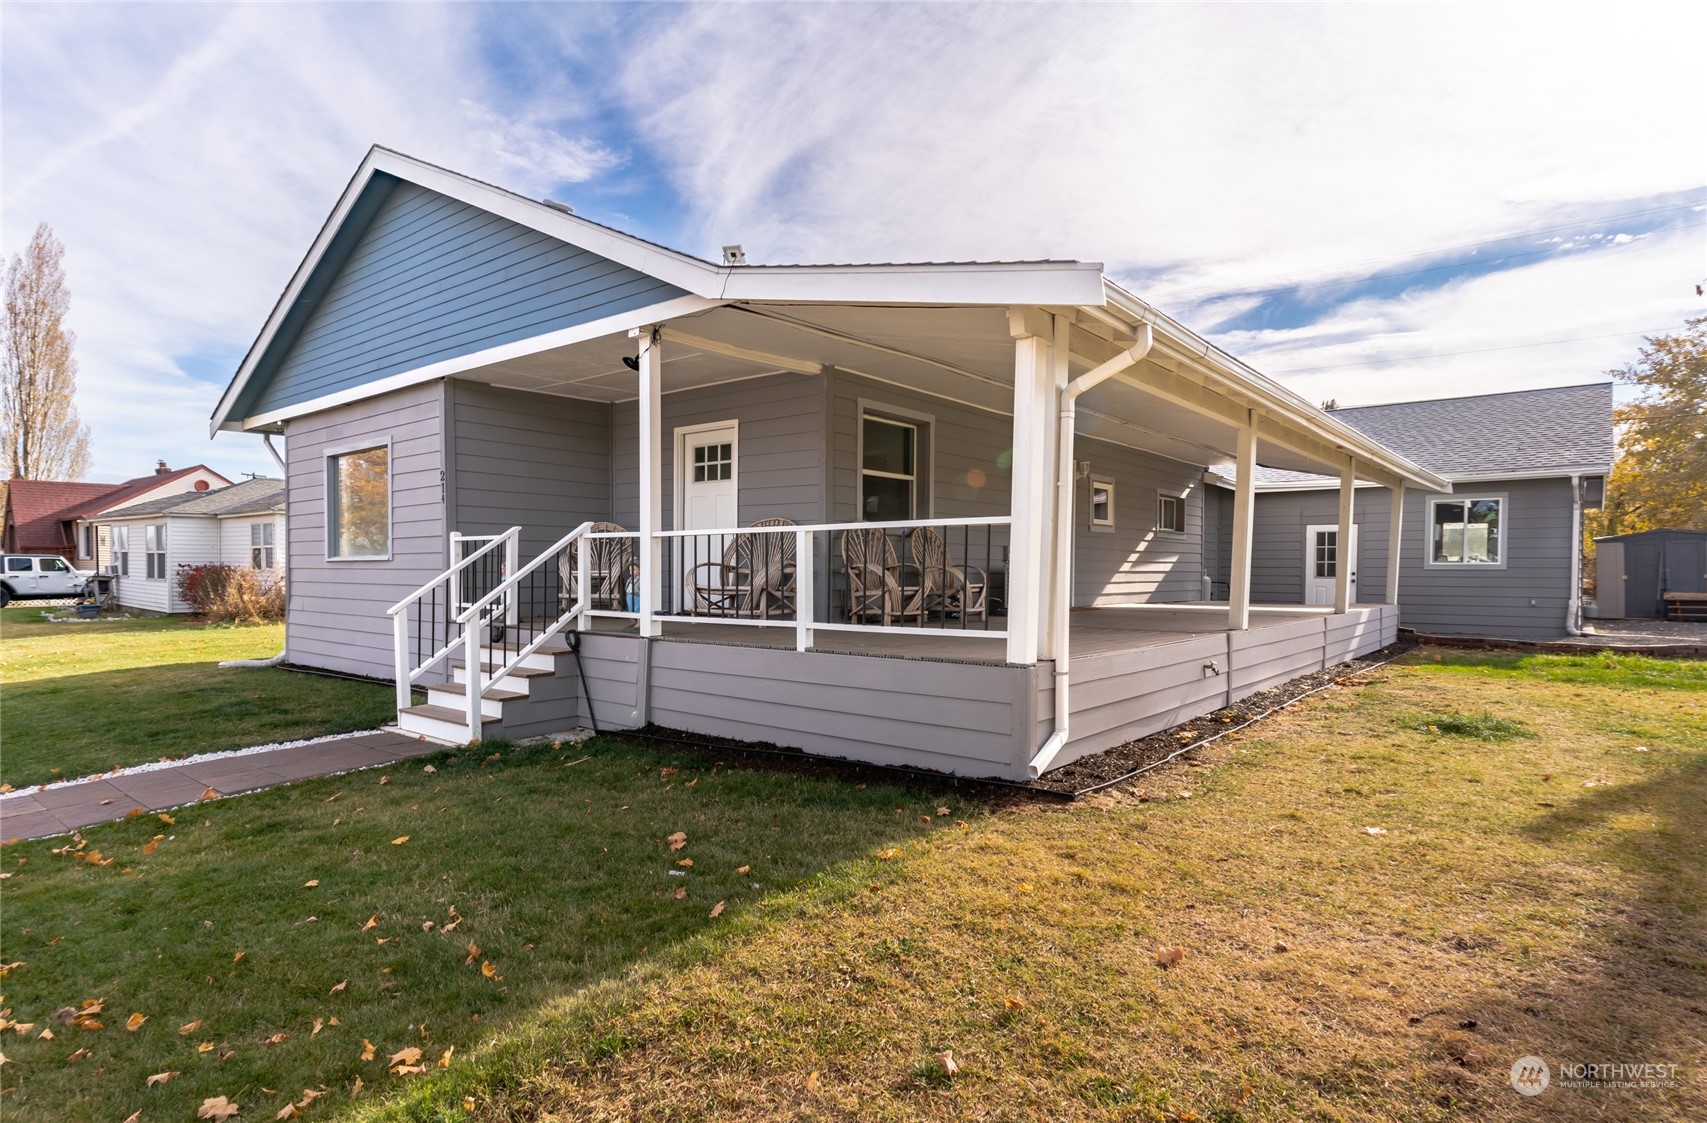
[3,2,1703,482]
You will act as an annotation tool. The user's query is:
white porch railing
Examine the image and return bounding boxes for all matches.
[387,527,520,714]
[652,516,1011,652]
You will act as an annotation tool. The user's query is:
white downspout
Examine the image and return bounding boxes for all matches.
[1566,473,1583,635]
[1028,325,1154,779]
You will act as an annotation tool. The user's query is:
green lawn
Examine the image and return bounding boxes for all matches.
[0,607,395,788]
[2,648,1702,1122]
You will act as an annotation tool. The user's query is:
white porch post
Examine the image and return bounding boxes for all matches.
[1006,311,1052,665]
[1334,458,1356,614]
[1385,483,1405,605]
[1228,414,1257,631]
[636,327,663,637]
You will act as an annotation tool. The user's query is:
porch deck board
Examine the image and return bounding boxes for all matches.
[585,603,1345,666]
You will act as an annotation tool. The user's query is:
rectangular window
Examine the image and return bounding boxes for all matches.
[327,445,390,558]
[6,556,32,572]
[1429,496,1502,565]
[1157,493,1185,533]
[250,522,276,569]
[144,524,166,579]
[113,525,129,576]
[861,415,917,521]
[1090,480,1115,527]
[1314,529,1338,578]
[81,524,94,558]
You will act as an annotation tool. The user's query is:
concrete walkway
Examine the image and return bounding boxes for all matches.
[1,730,438,842]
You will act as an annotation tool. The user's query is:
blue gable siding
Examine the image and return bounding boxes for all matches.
[241,181,687,419]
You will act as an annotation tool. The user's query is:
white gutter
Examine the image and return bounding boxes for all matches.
[1567,473,1583,636]
[1028,325,1154,779]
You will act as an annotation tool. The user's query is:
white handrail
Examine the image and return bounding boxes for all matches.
[649,515,1010,538]
[456,522,595,626]
[388,527,520,713]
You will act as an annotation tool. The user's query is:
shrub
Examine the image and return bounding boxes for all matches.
[174,563,284,624]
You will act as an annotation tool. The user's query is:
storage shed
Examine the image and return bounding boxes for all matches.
[1592,529,1707,619]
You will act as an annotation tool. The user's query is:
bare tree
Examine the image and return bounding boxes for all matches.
[2,223,92,483]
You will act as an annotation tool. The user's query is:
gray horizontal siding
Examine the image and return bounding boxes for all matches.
[252,182,686,417]
[284,381,446,680]
[647,640,1031,778]
[613,372,826,529]
[1074,436,1205,606]
[1251,478,1576,638]
[447,381,614,558]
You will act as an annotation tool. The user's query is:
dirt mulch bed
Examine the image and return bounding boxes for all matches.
[1032,643,1415,796]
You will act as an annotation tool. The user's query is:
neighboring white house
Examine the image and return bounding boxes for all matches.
[93,477,285,613]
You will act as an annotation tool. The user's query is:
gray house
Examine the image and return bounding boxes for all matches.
[210,147,1448,780]
[1225,383,1612,639]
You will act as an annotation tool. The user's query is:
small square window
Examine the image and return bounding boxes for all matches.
[1157,493,1185,533]
[1090,480,1115,527]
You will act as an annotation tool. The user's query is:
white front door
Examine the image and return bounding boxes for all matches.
[1304,523,1357,606]
[677,422,739,532]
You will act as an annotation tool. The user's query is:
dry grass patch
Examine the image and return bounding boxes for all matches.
[481,652,1705,1123]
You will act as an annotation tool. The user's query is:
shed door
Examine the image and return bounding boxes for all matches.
[1596,541,1625,618]
[1305,524,1358,606]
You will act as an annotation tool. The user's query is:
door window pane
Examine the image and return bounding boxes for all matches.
[6,557,31,572]
[1314,530,1338,578]
[328,446,390,558]
[692,442,732,483]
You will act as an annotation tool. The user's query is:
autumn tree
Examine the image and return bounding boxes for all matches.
[1591,316,1707,537]
[2,223,92,485]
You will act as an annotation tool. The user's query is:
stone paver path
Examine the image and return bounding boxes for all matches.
[1,730,438,841]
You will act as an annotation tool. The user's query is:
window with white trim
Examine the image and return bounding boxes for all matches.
[113,525,129,576]
[861,414,918,521]
[1090,480,1115,527]
[144,524,167,579]
[81,524,94,558]
[327,445,390,558]
[1157,492,1185,534]
[1429,496,1503,565]
[691,441,733,483]
[251,522,276,569]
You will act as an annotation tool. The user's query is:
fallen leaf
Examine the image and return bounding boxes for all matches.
[328,1016,339,1026]
[659,767,677,777]
[351,1076,364,1096]
[0,783,11,794]
[666,831,687,850]
[142,839,160,856]
[37,1027,52,1040]
[378,775,389,785]
[296,1089,325,1106]
[936,807,951,816]
[198,1042,215,1053]
[709,901,726,919]
[675,858,693,868]
[125,807,145,819]
[264,1032,290,1045]
[233,951,245,963]
[329,980,347,996]
[147,1070,179,1086]
[276,1105,300,1120]
[390,836,409,846]
[360,1039,376,1062]
[200,789,219,801]
[465,940,480,965]
[324,793,341,803]
[303,880,319,888]
[876,848,901,860]
[198,1097,240,1122]
[126,1012,147,1032]
[9,1022,34,1035]
[936,1049,959,1075]
[388,1046,422,1067]
[68,1046,89,1061]
[462,1097,475,1111]
[158,813,175,825]
[361,915,379,932]
[123,1113,140,1123]
[481,960,499,979]
[437,1046,454,1068]
[1361,826,1388,836]
[311,1018,324,1037]
[179,1019,201,1035]
[805,1070,821,1094]
[671,886,687,900]
[422,765,436,774]
[735,865,750,875]
[1005,997,1025,1010]
[393,1064,426,1076]
[1155,946,1185,968]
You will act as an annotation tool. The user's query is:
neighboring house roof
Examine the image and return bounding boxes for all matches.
[4,480,121,551]
[99,477,284,520]
[1216,383,1614,489]
[59,464,233,520]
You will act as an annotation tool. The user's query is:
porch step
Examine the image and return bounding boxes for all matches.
[398,703,501,744]
[425,682,527,718]
[450,661,555,693]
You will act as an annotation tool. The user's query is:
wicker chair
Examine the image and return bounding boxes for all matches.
[684,518,797,618]
[909,526,989,622]
[558,522,633,611]
[840,526,923,626]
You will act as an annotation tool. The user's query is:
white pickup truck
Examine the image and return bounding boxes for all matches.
[0,554,93,606]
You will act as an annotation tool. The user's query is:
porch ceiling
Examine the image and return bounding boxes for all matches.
[453,301,1382,479]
